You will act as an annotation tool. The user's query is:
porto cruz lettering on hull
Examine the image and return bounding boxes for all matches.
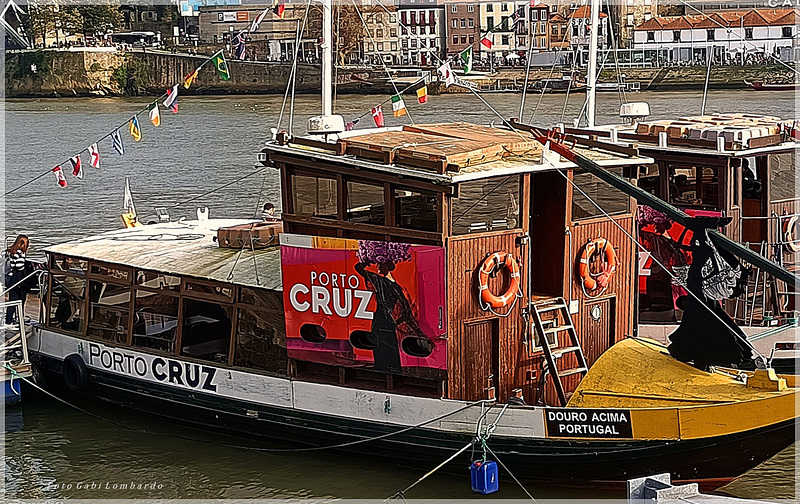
[545,408,633,438]
[88,343,217,392]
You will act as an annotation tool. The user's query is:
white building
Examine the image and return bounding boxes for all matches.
[632,9,799,64]
[479,1,518,61]
[362,8,400,65]
[568,5,609,66]
[397,0,444,66]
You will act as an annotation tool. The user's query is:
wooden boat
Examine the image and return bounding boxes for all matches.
[25,119,799,490]
[21,0,800,492]
[744,80,800,91]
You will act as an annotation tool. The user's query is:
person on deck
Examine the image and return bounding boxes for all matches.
[261,202,279,222]
[5,235,29,326]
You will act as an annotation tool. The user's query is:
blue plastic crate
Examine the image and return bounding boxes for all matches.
[470,460,499,495]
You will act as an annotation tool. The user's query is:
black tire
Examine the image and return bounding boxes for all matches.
[63,354,88,392]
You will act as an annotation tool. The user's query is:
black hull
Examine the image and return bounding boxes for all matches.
[35,353,795,489]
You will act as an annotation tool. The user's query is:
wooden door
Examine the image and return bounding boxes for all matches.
[462,319,498,401]
[579,297,616,367]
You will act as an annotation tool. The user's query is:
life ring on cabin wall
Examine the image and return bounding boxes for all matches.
[478,252,521,310]
[578,238,617,291]
[783,215,800,253]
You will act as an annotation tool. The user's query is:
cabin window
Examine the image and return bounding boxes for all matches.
[51,255,87,275]
[132,291,179,353]
[347,180,386,226]
[183,279,234,302]
[234,306,287,372]
[180,298,232,364]
[769,152,795,201]
[300,323,327,343]
[571,167,630,220]
[638,164,661,197]
[292,174,338,219]
[451,175,521,235]
[89,263,132,284]
[667,164,719,208]
[48,273,86,333]
[350,330,378,350]
[136,270,180,291]
[87,281,130,344]
[394,188,439,232]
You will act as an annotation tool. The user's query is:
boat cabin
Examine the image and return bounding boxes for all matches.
[40,122,653,407]
[564,114,800,323]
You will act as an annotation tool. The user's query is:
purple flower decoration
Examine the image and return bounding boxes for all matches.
[637,205,672,228]
[357,240,412,265]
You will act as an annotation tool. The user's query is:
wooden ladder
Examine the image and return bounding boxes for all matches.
[531,298,589,406]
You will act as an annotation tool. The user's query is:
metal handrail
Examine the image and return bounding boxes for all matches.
[1,300,29,368]
[1,269,46,297]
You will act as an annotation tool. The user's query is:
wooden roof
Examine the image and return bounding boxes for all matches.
[338,123,541,173]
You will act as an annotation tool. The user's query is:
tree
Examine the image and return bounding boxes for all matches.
[76,4,124,36]
[307,4,384,64]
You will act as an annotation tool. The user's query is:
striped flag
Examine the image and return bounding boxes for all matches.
[112,129,124,155]
[163,84,179,113]
[416,86,428,104]
[274,1,285,18]
[88,143,100,168]
[183,68,199,89]
[234,33,246,60]
[129,116,142,142]
[481,35,493,49]
[70,155,82,179]
[391,94,407,117]
[53,166,67,187]
[148,102,161,126]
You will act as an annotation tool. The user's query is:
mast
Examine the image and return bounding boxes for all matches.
[321,0,333,116]
[307,0,344,135]
[586,0,600,128]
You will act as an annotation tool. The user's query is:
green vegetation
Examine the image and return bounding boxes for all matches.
[112,56,151,95]
[20,2,123,46]
[10,50,55,79]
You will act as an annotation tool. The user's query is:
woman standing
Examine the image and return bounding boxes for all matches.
[5,235,29,325]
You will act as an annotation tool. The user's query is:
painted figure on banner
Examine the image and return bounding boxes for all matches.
[354,241,432,373]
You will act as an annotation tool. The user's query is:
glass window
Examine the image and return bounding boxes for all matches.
[87,281,130,344]
[769,152,795,200]
[638,164,661,197]
[48,274,85,333]
[89,263,132,284]
[181,298,232,364]
[347,181,386,225]
[132,291,178,353]
[572,167,630,220]
[452,176,521,235]
[667,164,719,208]
[51,255,87,276]
[184,280,234,301]
[234,307,287,373]
[395,188,439,232]
[467,4,474,12]
[136,270,181,291]
[292,174,338,219]
[468,18,474,27]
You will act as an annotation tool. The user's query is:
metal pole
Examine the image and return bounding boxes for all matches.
[321,0,333,116]
[701,45,712,114]
[586,0,600,127]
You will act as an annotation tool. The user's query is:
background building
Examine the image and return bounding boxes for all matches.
[568,5,609,66]
[361,7,400,65]
[479,1,517,63]
[443,0,479,57]
[633,8,799,64]
[397,0,444,66]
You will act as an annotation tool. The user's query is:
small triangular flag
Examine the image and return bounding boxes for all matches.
[70,155,82,179]
[88,143,100,168]
[416,86,428,104]
[148,102,161,126]
[112,129,124,155]
[391,95,407,117]
[53,166,67,187]
[163,84,179,113]
[129,116,142,142]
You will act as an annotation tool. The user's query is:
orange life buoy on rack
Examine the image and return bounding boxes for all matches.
[578,238,617,291]
[478,252,521,309]
[783,215,800,253]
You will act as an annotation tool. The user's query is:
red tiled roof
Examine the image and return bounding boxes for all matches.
[636,8,799,30]
[569,5,607,19]
[549,12,567,22]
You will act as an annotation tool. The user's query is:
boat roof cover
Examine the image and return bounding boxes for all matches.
[267,122,651,184]
[568,338,792,408]
[45,219,282,291]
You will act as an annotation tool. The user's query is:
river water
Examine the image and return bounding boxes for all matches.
[3,90,797,500]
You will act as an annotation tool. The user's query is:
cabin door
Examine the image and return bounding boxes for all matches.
[741,156,767,245]
[462,319,499,401]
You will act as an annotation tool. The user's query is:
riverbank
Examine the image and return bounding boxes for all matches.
[5,49,795,97]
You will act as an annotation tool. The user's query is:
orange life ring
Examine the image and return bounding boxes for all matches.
[478,252,521,309]
[783,215,800,253]
[578,238,617,291]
